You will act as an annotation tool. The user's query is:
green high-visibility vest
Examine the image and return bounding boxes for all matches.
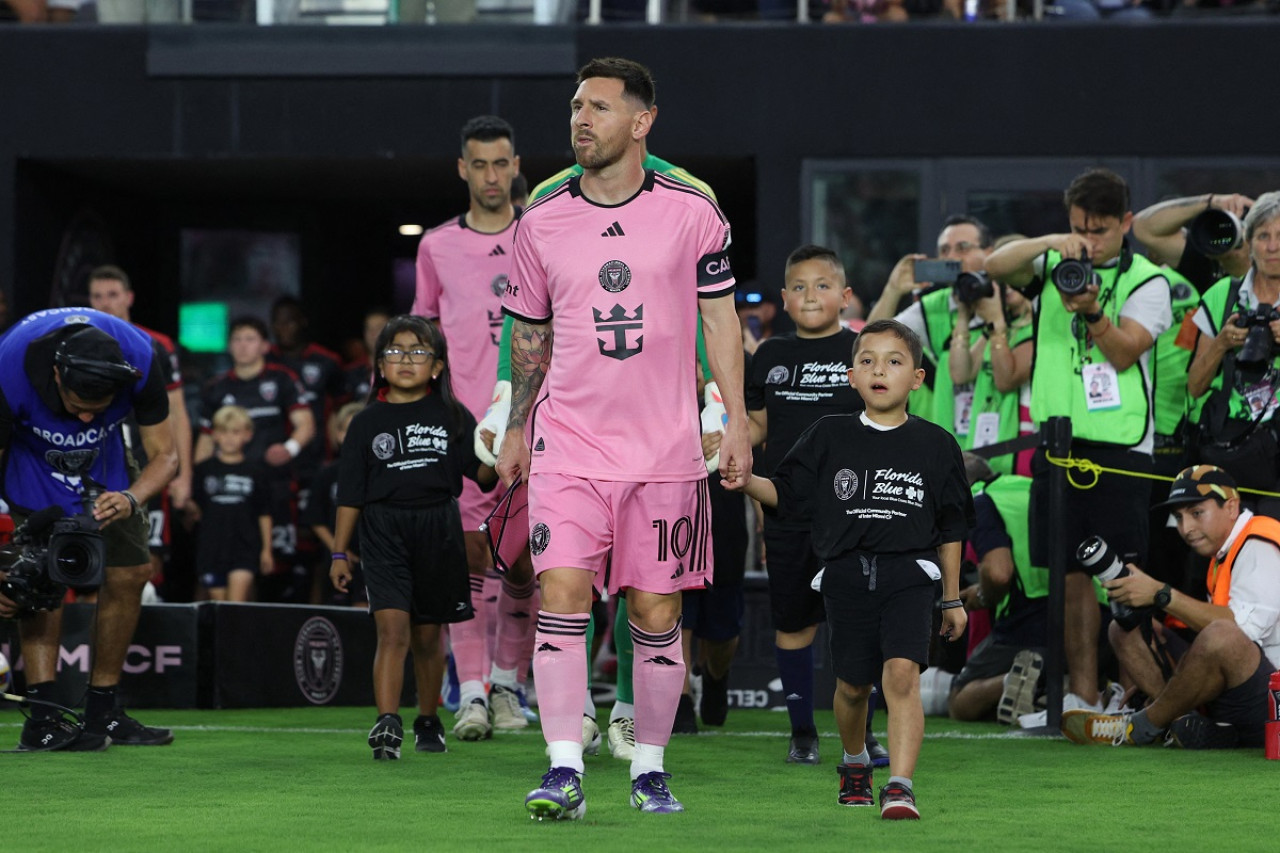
[1030,249,1167,447]
[1152,269,1202,437]
[971,474,1047,619]
[960,319,1034,475]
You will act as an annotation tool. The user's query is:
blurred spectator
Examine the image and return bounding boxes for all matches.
[867,214,995,437]
[343,306,391,403]
[1185,192,1280,506]
[942,454,1047,722]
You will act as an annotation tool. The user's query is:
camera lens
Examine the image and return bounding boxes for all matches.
[1052,259,1092,296]
[1188,209,1244,257]
[1076,535,1126,582]
[954,271,994,304]
[53,541,94,583]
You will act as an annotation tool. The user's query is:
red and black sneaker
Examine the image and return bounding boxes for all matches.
[837,763,873,807]
[879,782,920,820]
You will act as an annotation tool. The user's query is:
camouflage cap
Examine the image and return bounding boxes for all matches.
[1153,464,1240,511]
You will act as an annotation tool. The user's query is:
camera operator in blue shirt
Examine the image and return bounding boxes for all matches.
[0,307,177,751]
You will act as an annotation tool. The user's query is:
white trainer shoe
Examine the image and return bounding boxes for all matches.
[607,717,636,760]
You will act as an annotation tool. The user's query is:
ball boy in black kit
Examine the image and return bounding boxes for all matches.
[728,319,973,820]
[188,405,273,602]
[330,316,497,760]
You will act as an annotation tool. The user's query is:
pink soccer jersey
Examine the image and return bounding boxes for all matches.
[412,214,515,419]
[502,171,735,483]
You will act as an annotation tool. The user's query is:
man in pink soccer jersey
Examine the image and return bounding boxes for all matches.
[497,57,751,819]
[411,115,532,745]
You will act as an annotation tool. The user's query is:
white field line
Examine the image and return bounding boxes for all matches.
[0,721,1039,740]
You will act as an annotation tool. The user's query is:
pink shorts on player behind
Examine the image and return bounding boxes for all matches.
[527,473,713,596]
[459,477,502,537]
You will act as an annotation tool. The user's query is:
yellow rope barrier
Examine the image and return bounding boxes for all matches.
[1044,451,1280,498]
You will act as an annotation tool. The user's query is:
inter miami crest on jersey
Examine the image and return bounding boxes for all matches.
[598,260,631,294]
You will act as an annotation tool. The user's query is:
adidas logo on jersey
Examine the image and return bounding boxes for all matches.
[600,221,626,237]
[489,245,506,256]
[533,438,545,452]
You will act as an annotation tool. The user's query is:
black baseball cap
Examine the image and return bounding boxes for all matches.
[1152,465,1240,511]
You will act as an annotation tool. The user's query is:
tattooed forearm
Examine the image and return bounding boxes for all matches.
[509,319,553,432]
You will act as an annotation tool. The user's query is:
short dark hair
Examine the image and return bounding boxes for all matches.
[89,265,132,291]
[784,244,844,275]
[941,215,993,249]
[855,319,924,369]
[460,115,515,155]
[270,295,304,320]
[229,315,270,340]
[1063,168,1130,221]
[576,57,656,109]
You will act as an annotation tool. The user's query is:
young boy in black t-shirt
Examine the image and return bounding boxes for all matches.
[744,244,865,765]
[729,319,973,821]
[189,405,273,602]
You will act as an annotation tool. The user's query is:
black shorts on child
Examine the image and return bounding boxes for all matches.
[820,549,938,686]
[359,500,473,625]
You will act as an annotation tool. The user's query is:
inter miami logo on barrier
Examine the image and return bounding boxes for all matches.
[834,469,859,501]
[598,260,631,293]
[530,522,550,556]
[594,304,644,361]
[294,616,345,705]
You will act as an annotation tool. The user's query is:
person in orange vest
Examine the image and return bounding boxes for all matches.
[1060,465,1280,749]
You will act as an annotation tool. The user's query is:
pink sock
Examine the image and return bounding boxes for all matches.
[630,619,685,748]
[533,611,590,745]
[450,575,489,698]
[494,576,537,672]
[517,585,541,688]
[483,570,502,664]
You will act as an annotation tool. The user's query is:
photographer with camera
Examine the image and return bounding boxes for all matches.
[947,241,1035,476]
[985,168,1173,717]
[0,307,177,751]
[1185,193,1280,509]
[1061,465,1280,749]
[867,215,994,437]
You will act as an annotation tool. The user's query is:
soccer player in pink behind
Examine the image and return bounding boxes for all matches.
[412,115,529,741]
[497,57,752,819]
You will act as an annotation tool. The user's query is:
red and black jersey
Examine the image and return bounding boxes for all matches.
[269,343,345,466]
[200,364,307,467]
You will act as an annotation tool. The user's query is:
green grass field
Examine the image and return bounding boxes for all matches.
[4,705,1279,852]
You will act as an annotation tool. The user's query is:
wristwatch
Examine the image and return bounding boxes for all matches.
[1154,584,1173,609]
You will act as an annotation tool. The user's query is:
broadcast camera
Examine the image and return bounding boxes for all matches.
[1232,304,1280,366]
[0,488,106,616]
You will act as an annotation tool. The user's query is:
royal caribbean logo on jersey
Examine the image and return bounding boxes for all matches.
[491,274,509,298]
[598,260,631,294]
[834,468,859,501]
[259,380,278,402]
[594,304,644,361]
[372,433,396,461]
[293,616,344,705]
[530,522,550,556]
